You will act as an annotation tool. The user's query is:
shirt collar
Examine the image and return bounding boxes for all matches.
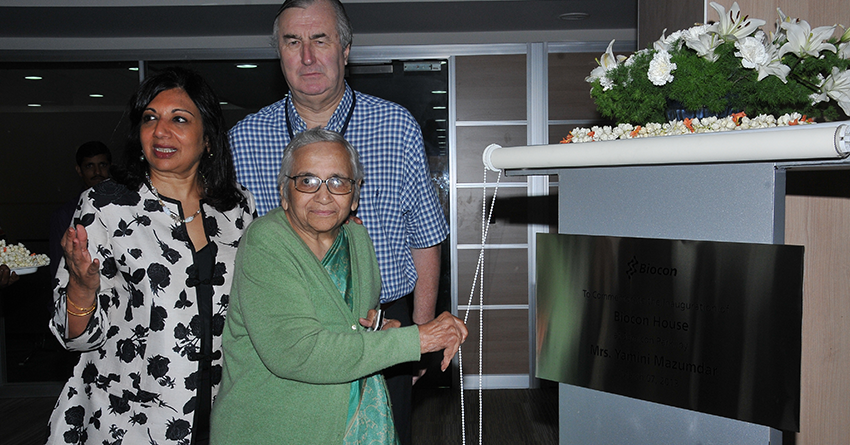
[286,82,354,135]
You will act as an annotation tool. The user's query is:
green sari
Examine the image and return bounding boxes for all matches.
[322,229,400,445]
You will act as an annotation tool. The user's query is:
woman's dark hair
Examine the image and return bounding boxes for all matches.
[114,66,243,212]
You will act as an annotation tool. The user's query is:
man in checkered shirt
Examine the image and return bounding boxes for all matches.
[228,0,448,442]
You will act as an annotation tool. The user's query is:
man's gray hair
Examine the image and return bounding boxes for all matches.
[272,0,353,53]
[278,127,364,204]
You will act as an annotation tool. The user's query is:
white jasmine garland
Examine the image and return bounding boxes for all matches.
[563,113,813,144]
[648,50,676,86]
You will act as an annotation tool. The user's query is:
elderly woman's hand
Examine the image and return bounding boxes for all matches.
[359,309,401,331]
[418,311,468,372]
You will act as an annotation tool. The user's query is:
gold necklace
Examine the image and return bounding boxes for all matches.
[146,174,202,224]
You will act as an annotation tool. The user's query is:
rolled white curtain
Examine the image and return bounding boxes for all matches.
[483,121,850,171]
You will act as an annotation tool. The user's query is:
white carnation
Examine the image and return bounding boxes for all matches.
[735,37,770,69]
[647,50,677,86]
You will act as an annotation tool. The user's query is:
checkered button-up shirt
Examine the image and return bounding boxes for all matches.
[230,84,448,302]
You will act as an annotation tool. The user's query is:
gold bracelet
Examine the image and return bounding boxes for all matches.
[67,305,96,317]
[67,297,96,312]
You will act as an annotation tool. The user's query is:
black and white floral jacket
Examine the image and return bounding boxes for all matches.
[47,179,256,445]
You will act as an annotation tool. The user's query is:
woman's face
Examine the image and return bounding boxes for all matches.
[140,88,207,179]
[282,141,358,239]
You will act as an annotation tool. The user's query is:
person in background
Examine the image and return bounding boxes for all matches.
[0,226,16,288]
[210,128,466,444]
[48,141,112,279]
[46,67,256,445]
[229,1,448,441]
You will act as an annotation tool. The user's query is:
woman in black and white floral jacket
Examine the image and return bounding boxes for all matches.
[47,67,256,445]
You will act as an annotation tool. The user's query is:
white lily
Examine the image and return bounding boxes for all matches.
[837,25,850,42]
[840,26,850,59]
[778,20,837,58]
[586,39,625,88]
[772,8,795,45]
[817,67,850,115]
[708,2,766,42]
[683,29,722,62]
[840,42,850,59]
[654,29,684,52]
[735,35,791,82]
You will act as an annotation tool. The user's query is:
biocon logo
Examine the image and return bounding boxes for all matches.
[626,256,677,279]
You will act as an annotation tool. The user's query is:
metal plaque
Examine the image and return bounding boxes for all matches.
[536,233,803,432]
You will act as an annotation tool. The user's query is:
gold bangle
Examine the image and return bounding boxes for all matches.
[67,297,96,312]
[66,304,96,317]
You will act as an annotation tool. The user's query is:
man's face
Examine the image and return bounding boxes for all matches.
[76,153,111,188]
[277,1,349,104]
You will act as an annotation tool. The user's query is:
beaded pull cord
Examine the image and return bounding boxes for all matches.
[146,174,202,224]
[458,166,501,445]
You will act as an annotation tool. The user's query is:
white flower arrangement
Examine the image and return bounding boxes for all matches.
[585,2,850,125]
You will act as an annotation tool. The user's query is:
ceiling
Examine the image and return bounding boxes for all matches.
[0,0,637,57]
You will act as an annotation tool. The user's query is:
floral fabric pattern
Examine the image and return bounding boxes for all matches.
[46,179,256,445]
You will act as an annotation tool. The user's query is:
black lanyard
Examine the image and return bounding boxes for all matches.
[285,92,357,140]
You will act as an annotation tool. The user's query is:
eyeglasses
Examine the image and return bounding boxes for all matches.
[287,174,356,195]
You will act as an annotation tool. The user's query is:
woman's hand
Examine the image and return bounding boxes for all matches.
[418,311,468,372]
[359,309,401,331]
[62,225,100,294]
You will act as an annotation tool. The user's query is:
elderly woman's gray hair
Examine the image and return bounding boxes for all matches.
[278,128,364,204]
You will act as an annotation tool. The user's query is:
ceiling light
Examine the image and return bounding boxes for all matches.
[25,76,42,80]
[129,67,139,71]
[236,64,257,69]
[28,104,41,107]
[559,12,590,21]
[431,90,447,94]
[89,94,104,98]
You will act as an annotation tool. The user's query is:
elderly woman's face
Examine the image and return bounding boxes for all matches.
[140,88,207,178]
[282,141,358,238]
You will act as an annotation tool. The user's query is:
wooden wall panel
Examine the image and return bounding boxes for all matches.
[785,170,850,444]
[459,310,529,375]
[638,0,704,50]
[456,126,527,183]
[547,52,605,122]
[457,249,528,306]
[456,187,530,245]
[455,55,526,122]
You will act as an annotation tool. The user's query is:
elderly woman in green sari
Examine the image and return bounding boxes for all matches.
[210,128,467,444]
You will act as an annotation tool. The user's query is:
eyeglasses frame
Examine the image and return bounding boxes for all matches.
[286,174,357,195]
